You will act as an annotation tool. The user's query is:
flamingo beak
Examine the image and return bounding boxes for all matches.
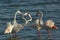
[51,25,58,30]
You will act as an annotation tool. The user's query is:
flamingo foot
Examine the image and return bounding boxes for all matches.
[8,36,12,40]
[47,30,53,40]
[37,30,40,37]
[13,33,17,38]
[8,34,12,40]
[47,30,50,36]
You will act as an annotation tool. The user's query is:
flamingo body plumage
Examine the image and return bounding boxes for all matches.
[4,10,32,34]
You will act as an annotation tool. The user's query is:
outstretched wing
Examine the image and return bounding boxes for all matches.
[4,22,14,34]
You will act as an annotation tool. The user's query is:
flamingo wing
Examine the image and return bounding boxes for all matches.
[4,22,14,34]
[13,23,23,33]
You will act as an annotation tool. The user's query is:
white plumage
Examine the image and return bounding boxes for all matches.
[4,10,32,34]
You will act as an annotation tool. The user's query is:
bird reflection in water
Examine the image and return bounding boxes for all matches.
[8,35,20,40]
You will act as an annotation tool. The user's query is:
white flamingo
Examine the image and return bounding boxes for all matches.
[30,10,58,37]
[4,10,22,34]
[4,10,32,35]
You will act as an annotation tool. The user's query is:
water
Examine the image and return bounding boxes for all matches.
[0,0,60,40]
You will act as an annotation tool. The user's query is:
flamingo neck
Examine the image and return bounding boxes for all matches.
[12,12,17,26]
[23,13,32,26]
[39,12,43,26]
[27,13,32,22]
[14,12,17,22]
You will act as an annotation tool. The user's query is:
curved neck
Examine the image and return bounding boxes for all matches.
[39,11,43,25]
[24,20,28,26]
[27,13,32,22]
[13,12,17,24]
[22,16,28,26]
[23,13,32,26]
[14,11,21,22]
[39,13,43,21]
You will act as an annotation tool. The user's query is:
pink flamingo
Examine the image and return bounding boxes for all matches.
[30,10,58,37]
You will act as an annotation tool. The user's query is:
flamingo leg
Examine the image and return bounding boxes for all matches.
[8,33,12,40]
[37,30,40,37]
[13,33,17,38]
[47,30,51,39]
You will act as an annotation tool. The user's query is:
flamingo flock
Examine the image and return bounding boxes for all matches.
[4,10,58,38]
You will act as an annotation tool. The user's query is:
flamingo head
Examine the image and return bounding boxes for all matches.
[36,10,43,16]
[24,12,29,16]
[23,12,32,21]
[16,10,22,14]
[45,20,58,30]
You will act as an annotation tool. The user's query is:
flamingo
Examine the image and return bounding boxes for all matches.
[30,10,58,37]
[4,10,22,34]
[12,12,32,33]
[4,10,32,36]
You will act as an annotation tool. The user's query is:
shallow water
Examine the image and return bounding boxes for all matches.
[0,0,60,40]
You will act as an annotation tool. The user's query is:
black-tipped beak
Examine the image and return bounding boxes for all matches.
[51,25,58,30]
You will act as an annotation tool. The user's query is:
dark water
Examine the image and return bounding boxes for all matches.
[0,0,60,40]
